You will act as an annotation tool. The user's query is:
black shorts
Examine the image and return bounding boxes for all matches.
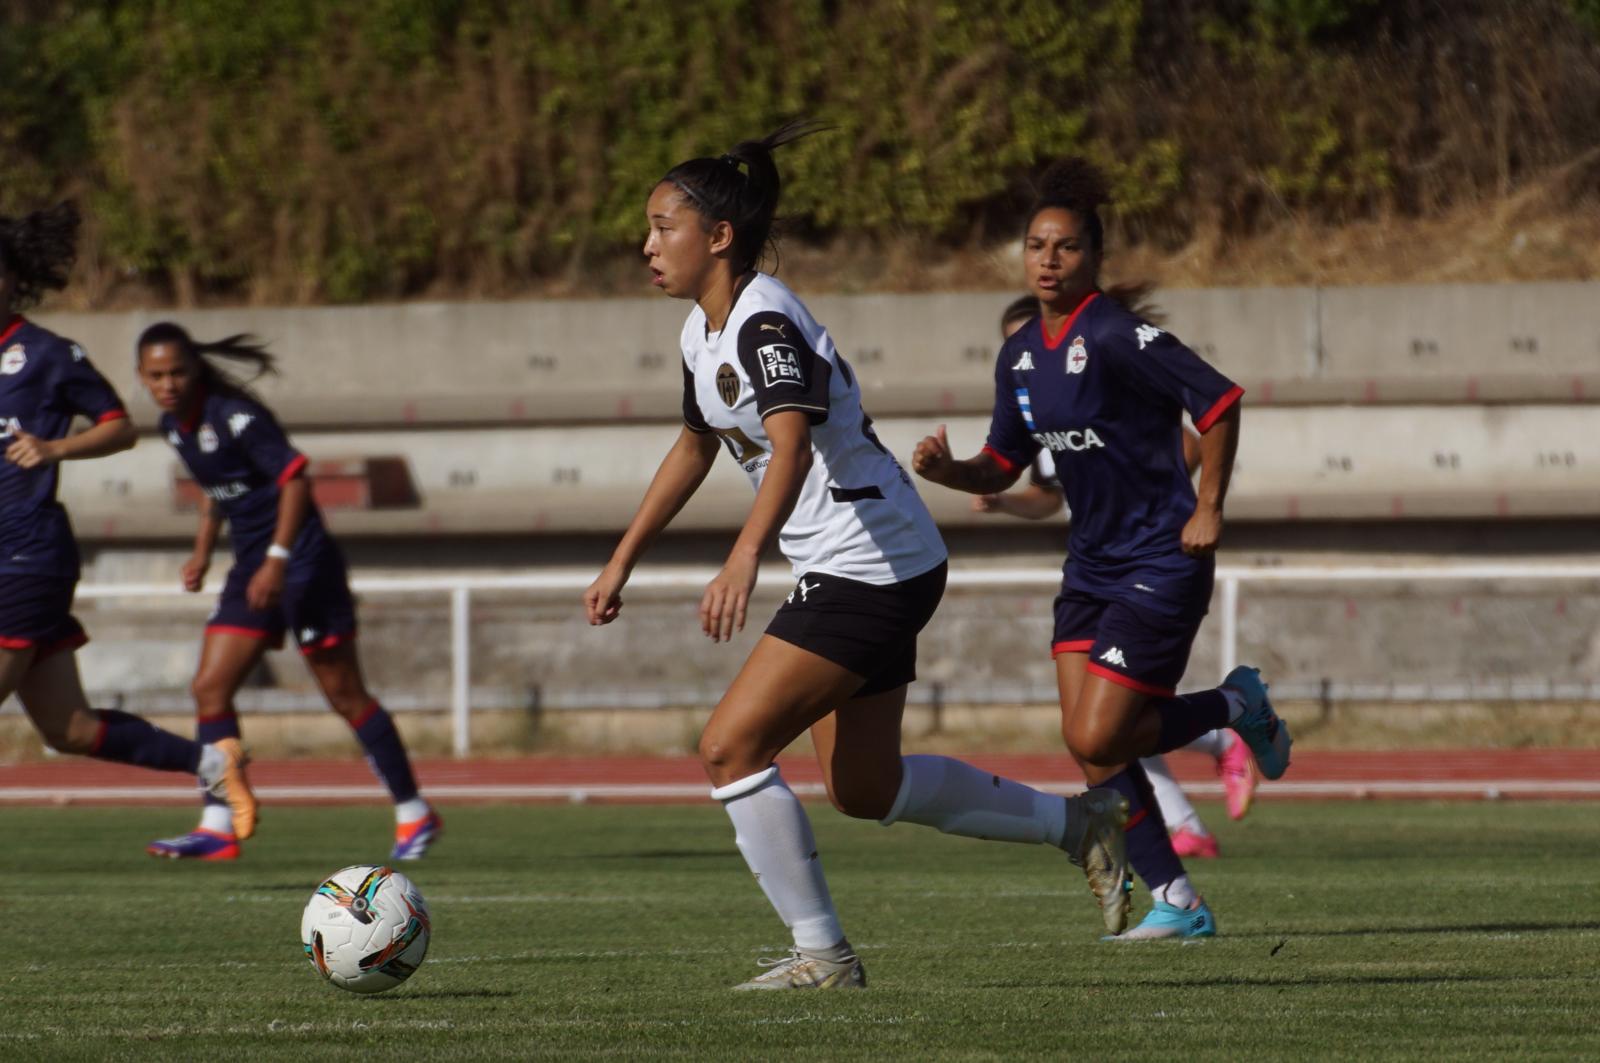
[1051,588,1201,697]
[765,562,947,698]
[0,576,88,660]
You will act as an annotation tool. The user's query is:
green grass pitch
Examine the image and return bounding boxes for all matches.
[1,801,1596,1060]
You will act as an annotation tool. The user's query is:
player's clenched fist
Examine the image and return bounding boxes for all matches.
[911,425,954,485]
[5,429,60,469]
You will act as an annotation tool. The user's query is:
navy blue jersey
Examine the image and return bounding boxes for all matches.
[0,316,128,581]
[984,292,1243,619]
[159,389,334,575]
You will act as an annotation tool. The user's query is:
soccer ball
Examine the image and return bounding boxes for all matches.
[301,865,430,994]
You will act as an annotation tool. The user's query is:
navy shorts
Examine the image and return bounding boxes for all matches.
[207,556,357,655]
[765,562,947,698]
[1051,589,1200,696]
[0,576,88,660]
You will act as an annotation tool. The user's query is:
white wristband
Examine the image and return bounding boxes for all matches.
[266,544,292,561]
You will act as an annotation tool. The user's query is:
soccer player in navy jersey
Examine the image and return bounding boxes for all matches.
[0,203,255,826]
[585,125,1130,990]
[975,297,1261,854]
[915,160,1292,939]
[135,323,439,862]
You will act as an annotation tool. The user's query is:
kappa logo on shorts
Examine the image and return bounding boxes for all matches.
[757,344,804,389]
[1099,646,1128,668]
[715,363,741,407]
[0,345,25,375]
[300,627,320,645]
[787,578,821,605]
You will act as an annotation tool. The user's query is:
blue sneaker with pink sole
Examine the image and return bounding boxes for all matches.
[147,828,240,861]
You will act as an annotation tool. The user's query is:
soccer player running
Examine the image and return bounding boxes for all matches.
[914,160,1292,939]
[586,124,1130,990]
[975,298,1261,855]
[135,323,439,862]
[0,203,255,826]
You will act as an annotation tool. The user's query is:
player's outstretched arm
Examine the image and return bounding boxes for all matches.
[974,485,1063,521]
[912,425,1023,496]
[4,417,135,469]
[1182,404,1240,556]
[586,427,721,625]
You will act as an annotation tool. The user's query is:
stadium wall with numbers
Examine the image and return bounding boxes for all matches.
[36,280,1600,541]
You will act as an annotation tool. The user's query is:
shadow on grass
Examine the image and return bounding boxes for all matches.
[379,988,519,1001]
[586,850,736,861]
[1224,920,1600,940]
[985,971,1522,991]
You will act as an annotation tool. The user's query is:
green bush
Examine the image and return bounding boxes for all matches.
[2,0,1596,304]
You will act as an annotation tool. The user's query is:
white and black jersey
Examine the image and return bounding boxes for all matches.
[681,273,946,585]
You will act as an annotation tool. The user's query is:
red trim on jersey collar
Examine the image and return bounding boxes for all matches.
[0,315,25,347]
[1195,384,1245,434]
[1040,291,1099,350]
[178,386,207,433]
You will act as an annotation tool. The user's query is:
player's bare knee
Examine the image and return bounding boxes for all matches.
[190,672,233,716]
[1066,727,1122,768]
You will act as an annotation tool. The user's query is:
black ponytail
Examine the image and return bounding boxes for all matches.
[136,321,277,398]
[0,202,80,311]
[660,118,830,274]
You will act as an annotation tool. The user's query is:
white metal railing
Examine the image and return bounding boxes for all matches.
[60,561,1600,757]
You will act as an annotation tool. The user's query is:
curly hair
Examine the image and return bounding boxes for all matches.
[0,202,80,311]
[1029,157,1111,254]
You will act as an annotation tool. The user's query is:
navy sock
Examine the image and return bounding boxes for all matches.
[92,710,202,774]
[1098,762,1184,894]
[196,715,241,807]
[351,703,420,803]
[1151,690,1231,755]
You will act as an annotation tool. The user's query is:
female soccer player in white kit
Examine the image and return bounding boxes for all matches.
[585,124,1130,990]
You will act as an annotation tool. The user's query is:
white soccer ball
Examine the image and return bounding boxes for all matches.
[301,865,431,994]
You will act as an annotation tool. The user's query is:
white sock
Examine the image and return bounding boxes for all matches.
[1141,756,1205,835]
[199,803,234,834]
[1221,687,1247,724]
[880,755,1067,847]
[712,766,844,952]
[1154,873,1198,910]
[1180,729,1229,759]
[196,743,226,783]
[395,797,431,823]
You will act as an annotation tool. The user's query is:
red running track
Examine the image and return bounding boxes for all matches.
[1,750,1598,804]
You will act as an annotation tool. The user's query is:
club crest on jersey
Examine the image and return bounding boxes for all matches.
[1066,336,1088,375]
[0,345,25,375]
[199,424,219,453]
[756,343,804,389]
[715,363,741,407]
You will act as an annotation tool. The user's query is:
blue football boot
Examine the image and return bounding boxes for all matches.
[1224,666,1292,780]
[1106,898,1217,941]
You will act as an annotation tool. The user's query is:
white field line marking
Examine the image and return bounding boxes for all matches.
[3,779,1600,803]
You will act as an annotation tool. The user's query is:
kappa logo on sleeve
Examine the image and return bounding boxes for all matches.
[757,344,805,389]
[228,412,255,437]
[1135,324,1165,350]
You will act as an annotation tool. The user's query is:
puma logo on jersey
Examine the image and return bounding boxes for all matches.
[1032,428,1105,452]
[228,412,255,437]
[758,322,788,338]
[1135,324,1164,350]
[787,578,821,604]
[1012,350,1035,371]
[1099,646,1128,668]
